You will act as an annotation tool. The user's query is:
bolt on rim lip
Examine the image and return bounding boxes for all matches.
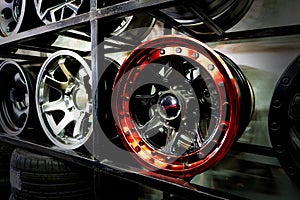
[0,60,31,135]
[112,35,241,178]
[0,0,25,37]
[268,55,300,184]
[35,50,92,149]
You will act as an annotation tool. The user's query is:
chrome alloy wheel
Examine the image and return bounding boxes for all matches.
[0,60,34,135]
[0,0,25,37]
[111,35,252,179]
[35,50,92,149]
[33,0,85,24]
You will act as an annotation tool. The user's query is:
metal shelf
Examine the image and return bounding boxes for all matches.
[1,0,300,199]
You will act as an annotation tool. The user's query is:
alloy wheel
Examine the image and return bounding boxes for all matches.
[0,60,34,135]
[111,35,253,179]
[35,50,92,149]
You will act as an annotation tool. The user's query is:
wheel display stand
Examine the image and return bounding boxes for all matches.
[1,0,300,199]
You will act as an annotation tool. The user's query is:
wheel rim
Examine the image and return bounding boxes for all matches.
[161,0,253,34]
[217,51,255,138]
[112,35,244,179]
[268,55,300,186]
[0,0,25,37]
[110,13,156,41]
[35,50,92,149]
[97,57,121,145]
[0,60,32,135]
[34,0,85,24]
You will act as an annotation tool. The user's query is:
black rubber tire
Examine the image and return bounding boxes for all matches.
[10,148,94,200]
[0,142,15,199]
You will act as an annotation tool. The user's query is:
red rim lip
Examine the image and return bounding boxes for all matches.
[112,35,241,179]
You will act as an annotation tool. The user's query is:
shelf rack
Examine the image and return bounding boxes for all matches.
[1,0,300,199]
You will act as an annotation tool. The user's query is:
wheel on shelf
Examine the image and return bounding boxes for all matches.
[161,0,253,34]
[33,0,87,25]
[111,35,254,179]
[0,60,36,135]
[268,55,300,187]
[216,51,255,139]
[97,0,156,41]
[0,0,42,37]
[33,0,156,41]
[109,13,156,42]
[35,50,92,149]
[97,57,122,147]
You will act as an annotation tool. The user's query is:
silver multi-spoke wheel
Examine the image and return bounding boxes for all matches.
[0,60,34,135]
[34,0,85,24]
[0,0,25,37]
[35,50,92,149]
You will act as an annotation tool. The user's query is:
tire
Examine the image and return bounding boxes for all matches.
[10,148,94,200]
[0,142,15,199]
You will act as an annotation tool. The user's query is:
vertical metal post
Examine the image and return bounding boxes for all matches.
[90,0,108,199]
[90,0,100,199]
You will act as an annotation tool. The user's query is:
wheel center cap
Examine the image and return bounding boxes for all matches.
[158,94,181,120]
[74,87,88,110]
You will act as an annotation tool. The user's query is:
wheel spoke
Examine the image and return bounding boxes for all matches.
[12,104,27,121]
[66,2,81,13]
[14,72,26,88]
[161,126,178,154]
[290,129,300,150]
[138,114,165,139]
[37,0,79,22]
[53,112,74,135]
[134,88,158,108]
[41,98,66,113]
[289,93,300,120]
[44,75,68,91]
[58,58,75,81]
[73,112,90,138]
[158,63,174,81]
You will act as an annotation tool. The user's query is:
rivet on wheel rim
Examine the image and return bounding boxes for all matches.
[111,35,252,179]
[0,60,33,135]
[35,50,92,149]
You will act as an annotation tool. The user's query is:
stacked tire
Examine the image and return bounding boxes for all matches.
[0,142,15,199]
[10,148,94,200]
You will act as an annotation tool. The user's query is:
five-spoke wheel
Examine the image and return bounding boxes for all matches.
[35,50,92,149]
[111,35,254,179]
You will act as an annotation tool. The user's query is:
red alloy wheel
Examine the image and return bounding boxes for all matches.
[111,35,243,179]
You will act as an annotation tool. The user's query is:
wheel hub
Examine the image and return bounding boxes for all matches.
[73,86,88,111]
[158,93,181,120]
